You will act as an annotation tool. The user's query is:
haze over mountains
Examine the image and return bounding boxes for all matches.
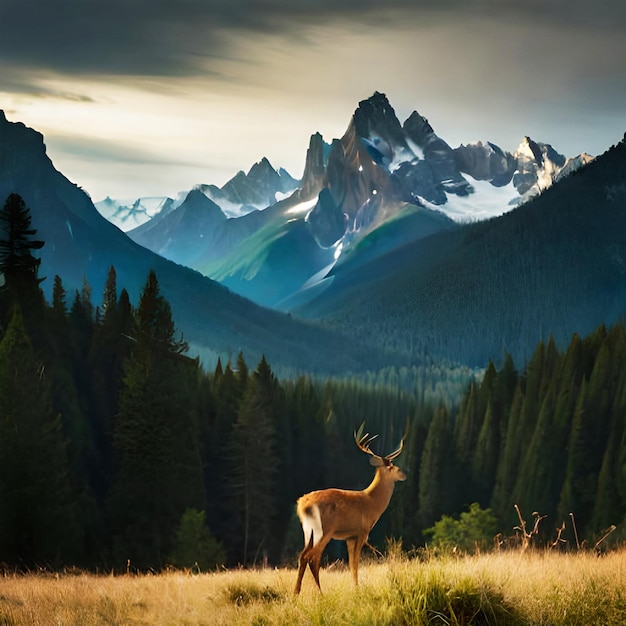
[1,93,624,376]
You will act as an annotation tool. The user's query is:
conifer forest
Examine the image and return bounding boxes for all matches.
[1,191,625,572]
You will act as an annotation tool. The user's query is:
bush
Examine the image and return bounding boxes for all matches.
[424,503,498,553]
[169,508,226,571]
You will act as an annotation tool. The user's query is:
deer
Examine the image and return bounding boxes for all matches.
[294,423,407,594]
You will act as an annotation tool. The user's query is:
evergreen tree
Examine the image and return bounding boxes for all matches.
[491,340,548,524]
[513,382,558,519]
[101,265,118,325]
[0,193,45,328]
[471,399,499,507]
[109,270,204,569]
[89,272,134,503]
[51,274,67,326]
[417,405,456,529]
[0,306,81,565]
[226,361,279,564]
[559,336,615,535]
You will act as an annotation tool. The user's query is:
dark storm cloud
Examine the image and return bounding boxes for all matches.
[1,0,624,83]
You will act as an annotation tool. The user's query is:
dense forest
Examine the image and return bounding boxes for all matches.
[0,191,625,572]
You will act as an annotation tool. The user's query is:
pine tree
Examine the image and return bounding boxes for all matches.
[101,266,118,325]
[110,270,204,569]
[0,306,81,565]
[51,274,67,325]
[560,334,616,536]
[417,405,456,529]
[491,340,548,524]
[227,372,278,564]
[0,193,45,328]
[471,399,499,507]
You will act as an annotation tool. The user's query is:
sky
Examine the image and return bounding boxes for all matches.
[1,0,625,202]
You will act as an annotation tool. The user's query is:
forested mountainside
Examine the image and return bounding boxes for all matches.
[417,322,626,545]
[2,235,624,569]
[297,135,626,368]
[0,112,393,377]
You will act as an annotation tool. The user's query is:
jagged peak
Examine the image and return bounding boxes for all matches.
[248,156,274,174]
[359,90,391,108]
[515,135,544,163]
[352,91,402,137]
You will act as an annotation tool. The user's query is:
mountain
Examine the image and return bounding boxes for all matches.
[97,157,299,233]
[199,157,299,217]
[295,135,626,368]
[95,195,179,231]
[124,92,590,311]
[0,110,382,376]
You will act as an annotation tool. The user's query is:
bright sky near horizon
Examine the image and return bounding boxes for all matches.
[1,1,624,202]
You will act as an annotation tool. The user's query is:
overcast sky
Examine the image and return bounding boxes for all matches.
[1,0,624,201]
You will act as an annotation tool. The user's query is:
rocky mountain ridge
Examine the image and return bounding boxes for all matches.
[0,109,376,376]
[120,92,594,311]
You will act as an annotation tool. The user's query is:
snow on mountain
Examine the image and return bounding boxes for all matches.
[97,92,593,240]
[419,175,519,222]
[197,157,299,218]
[95,195,183,231]
[98,157,299,231]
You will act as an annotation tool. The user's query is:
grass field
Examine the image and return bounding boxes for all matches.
[2,549,626,625]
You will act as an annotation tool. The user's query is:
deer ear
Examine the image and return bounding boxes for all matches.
[369,456,384,467]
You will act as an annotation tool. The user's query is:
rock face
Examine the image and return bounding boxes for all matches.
[130,189,227,266]
[306,187,349,248]
[512,136,566,197]
[299,132,328,199]
[203,157,299,216]
[304,92,588,249]
[403,111,473,197]
[453,136,569,198]
[453,141,516,187]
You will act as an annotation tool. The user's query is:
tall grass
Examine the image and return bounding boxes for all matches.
[2,550,626,625]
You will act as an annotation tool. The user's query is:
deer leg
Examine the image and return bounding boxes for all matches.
[295,533,332,594]
[308,535,332,592]
[346,536,365,586]
[294,532,314,595]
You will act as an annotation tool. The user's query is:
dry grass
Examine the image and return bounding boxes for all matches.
[1,550,626,625]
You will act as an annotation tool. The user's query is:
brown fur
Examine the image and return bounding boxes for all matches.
[294,463,406,594]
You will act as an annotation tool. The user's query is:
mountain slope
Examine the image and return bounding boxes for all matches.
[295,135,626,368]
[0,111,382,376]
[120,92,589,313]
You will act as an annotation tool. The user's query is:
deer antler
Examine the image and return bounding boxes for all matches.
[354,422,405,466]
[384,438,404,462]
[355,422,383,466]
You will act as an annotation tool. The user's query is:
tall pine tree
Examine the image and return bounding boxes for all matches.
[0,193,45,330]
[109,270,204,569]
[0,306,81,566]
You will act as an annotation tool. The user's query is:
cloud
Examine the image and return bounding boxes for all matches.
[1,0,624,80]
[45,134,196,167]
[2,0,624,200]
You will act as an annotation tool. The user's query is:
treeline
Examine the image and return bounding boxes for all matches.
[0,192,435,570]
[2,191,625,572]
[418,323,626,547]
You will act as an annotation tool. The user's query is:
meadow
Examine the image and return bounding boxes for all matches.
[2,548,626,625]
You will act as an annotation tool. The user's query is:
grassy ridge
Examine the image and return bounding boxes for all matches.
[2,550,626,625]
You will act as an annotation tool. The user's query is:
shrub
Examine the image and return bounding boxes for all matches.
[424,503,498,553]
[169,508,227,571]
